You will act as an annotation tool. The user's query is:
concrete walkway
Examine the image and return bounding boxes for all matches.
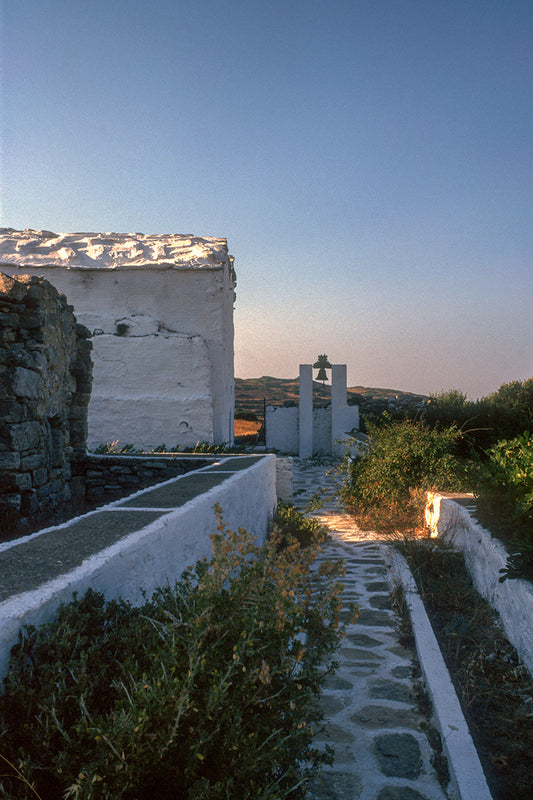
[291,459,450,800]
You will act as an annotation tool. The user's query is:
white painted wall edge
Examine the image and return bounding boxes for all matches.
[0,456,277,680]
[388,547,493,800]
[426,493,533,679]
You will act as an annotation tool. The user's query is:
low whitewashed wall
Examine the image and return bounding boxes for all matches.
[266,404,359,456]
[0,456,276,679]
[332,406,360,457]
[266,406,299,453]
[426,492,533,678]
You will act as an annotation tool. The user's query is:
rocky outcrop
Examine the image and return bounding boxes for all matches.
[0,273,92,532]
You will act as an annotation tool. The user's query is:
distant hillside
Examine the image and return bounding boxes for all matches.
[235,376,428,419]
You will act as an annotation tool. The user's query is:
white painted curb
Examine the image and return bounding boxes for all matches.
[388,548,493,800]
[426,492,533,678]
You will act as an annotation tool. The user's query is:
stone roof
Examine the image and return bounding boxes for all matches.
[0,229,230,270]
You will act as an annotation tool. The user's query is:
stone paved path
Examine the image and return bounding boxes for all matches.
[291,459,450,800]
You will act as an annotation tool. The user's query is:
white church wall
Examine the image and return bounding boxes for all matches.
[0,231,236,448]
[89,333,213,449]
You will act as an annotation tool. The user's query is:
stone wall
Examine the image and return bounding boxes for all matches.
[0,273,92,531]
[81,454,214,506]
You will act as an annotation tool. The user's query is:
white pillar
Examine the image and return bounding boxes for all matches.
[331,364,349,456]
[299,364,313,458]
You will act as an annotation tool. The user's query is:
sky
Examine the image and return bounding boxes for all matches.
[1,0,531,399]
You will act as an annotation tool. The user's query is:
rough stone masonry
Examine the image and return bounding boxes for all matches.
[0,273,92,530]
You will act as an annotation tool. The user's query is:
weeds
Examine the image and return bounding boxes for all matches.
[389,583,415,649]
[92,440,137,455]
[91,441,252,456]
[0,755,43,800]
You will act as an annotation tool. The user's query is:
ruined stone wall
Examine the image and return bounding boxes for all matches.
[81,454,212,506]
[0,274,92,531]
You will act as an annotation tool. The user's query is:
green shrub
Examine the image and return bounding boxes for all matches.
[341,419,468,533]
[423,379,533,454]
[475,432,533,580]
[480,432,533,523]
[423,389,476,428]
[480,379,533,443]
[0,511,349,800]
[271,503,329,551]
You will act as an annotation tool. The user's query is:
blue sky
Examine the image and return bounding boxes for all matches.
[2,0,531,398]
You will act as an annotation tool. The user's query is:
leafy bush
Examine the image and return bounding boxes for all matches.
[423,389,476,429]
[479,379,533,443]
[271,503,329,551]
[423,379,533,454]
[475,432,533,580]
[341,419,468,533]
[0,511,349,800]
[480,432,533,524]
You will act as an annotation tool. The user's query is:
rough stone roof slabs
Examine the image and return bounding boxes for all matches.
[0,229,230,271]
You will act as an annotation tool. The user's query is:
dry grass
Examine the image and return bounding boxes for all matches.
[234,419,262,437]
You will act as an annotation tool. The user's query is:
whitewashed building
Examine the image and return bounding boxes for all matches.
[0,229,236,450]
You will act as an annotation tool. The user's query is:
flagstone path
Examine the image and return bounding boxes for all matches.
[291,458,450,800]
